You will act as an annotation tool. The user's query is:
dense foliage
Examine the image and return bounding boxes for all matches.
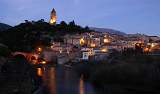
[0,20,91,52]
[0,45,11,57]
[0,55,37,94]
[74,49,160,93]
[0,23,12,31]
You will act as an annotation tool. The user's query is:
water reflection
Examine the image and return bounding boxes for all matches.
[79,75,84,94]
[48,67,57,94]
[36,66,151,94]
[36,66,96,94]
[42,67,57,94]
[37,68,43,77]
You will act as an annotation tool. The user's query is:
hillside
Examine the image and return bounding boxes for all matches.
[0,23,12,31]
[90,27,126,36]
[0,20,92,52]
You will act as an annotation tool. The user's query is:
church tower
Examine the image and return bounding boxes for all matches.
[50,8,57,25]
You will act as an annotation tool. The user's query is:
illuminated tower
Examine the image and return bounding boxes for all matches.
[50,8,57,25]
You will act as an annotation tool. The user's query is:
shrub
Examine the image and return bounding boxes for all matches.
[0,45,11,57]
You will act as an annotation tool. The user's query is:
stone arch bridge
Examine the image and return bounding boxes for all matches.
[12,52,39,62]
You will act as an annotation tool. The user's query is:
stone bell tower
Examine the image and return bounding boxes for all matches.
[50,8,57,25]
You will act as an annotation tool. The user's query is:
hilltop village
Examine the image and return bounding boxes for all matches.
[0,8,160,65]
[0,8,160,94]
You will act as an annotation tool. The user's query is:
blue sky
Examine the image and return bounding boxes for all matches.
[0,0,160,35]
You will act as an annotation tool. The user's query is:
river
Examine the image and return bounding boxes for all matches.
[35,66,100,94]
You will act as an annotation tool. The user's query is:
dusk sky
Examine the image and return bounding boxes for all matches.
[0,0,160,35]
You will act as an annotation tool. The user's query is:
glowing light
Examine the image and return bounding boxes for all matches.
[41,61,46,64]
[59,48,63,53]
[144,47,149,52]
[37,68,43,76]
[49,67,57,94]
[51,45,54,49]
[32,60,38,65]
[136,43,140,47]
[101,48,108,52]
[104,38,110,43]
[79,75,84,94]
[151,43,155,48]
[50,18,56,24]
[80,38,85,46]
[90,43,96,48]
[38,47,42,52]
[50,8,57,25]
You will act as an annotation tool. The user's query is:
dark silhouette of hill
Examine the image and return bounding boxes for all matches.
[0,23,12,31]
[0,20,92,52]
[90,27,126,36]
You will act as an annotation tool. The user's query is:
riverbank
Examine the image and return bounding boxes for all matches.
[73,55,160,93]
[0,56,38,94]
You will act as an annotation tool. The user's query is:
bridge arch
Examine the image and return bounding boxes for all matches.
[13,54,26,59]
[12,52,39,63]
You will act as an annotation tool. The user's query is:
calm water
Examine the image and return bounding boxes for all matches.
[35,66,159,94]
[36,66,99,94]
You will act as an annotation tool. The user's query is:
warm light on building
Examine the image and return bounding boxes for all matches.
[80,38,85,46]
[59,49,62,53]
[144,47,150,52]
[90,43,96,48]
[101,48,108,52]
[41,61,46,64]
[32,60,38,65]
[51,45,54,49]
[50,8,57,25]
[37,47,42,52]
[136,43,141,47]
[104,38,110,43]
[151,43,155,48]
[38,47,42,51]
[50,18,56,25]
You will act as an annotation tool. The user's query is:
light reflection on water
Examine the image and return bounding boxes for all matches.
[37,67,96,94]
[37,68,43,77]
[47,67,57,94]
[36,66,153,94]
[42,67,57,94]
[79,75,84,94]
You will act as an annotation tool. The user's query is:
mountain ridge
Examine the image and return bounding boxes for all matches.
[89,27,126,36]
